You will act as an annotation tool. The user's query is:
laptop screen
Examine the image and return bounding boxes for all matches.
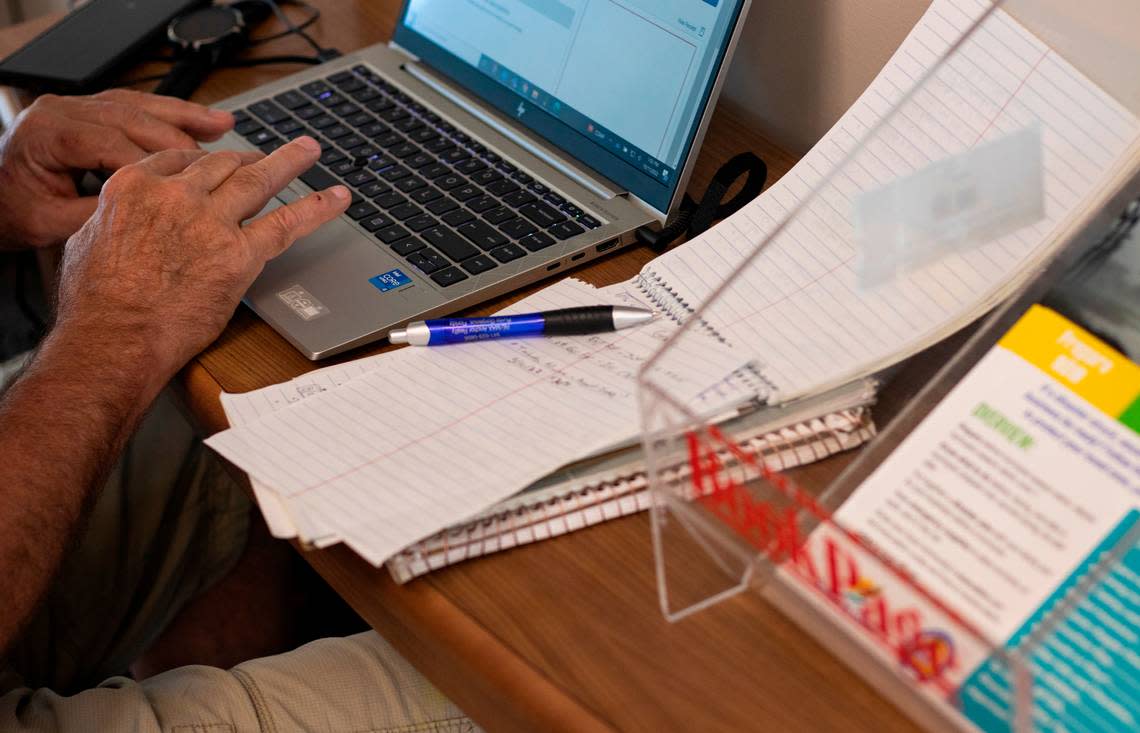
[393,0,748,214]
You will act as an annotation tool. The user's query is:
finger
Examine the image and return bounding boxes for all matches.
[244,185,352,259]
[180,150,264,191]
[50,120,149,172]
[65,99,199,153]
[95,89,234,141]
[133,149,210,177]
[214,137,322,221]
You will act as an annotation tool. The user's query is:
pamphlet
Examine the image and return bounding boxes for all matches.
[832,304,1140,732]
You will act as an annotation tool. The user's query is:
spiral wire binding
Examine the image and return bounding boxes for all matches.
[388,407,876,581]
[634,270,729,344]
[632,270,779,403]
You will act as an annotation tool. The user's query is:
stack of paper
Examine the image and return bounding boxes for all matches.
[209,277,752,565]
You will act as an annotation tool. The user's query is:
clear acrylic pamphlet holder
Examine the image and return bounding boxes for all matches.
[639,1,1140,730]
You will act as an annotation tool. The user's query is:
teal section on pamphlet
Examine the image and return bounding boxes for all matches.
[959,510,1140,732]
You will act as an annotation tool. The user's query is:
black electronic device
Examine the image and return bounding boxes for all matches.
[156,2,271,99]
[0,0,208,93]
[169,4,247,51]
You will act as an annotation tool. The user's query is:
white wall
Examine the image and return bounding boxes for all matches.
[721,0,929,153]
[719,0,1140,152]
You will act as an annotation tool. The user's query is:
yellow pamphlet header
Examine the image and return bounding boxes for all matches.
[999,305,1140,419]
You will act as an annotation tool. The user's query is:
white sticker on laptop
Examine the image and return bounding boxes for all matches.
[278,285,330,321]
[853,123,1045,288]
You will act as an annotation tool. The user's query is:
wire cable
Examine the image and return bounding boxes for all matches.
[250,0,325,56]
[224,54,321,67]
[116,0,334,91]
[113,0,338,93]
[249,0,320,45]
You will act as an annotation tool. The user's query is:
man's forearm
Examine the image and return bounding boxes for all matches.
[0,321,166,652]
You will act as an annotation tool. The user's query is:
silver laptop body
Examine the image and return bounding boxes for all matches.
[208,0,752,359]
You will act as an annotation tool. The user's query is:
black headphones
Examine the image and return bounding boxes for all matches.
[168,5,249,52]
[156,2,272,99]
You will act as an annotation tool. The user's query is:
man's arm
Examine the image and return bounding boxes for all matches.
[0,320,163,644]
[0,139,349,652]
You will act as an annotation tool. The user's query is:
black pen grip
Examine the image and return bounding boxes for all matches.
[541,306,615,336]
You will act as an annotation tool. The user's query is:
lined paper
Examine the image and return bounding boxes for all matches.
[221,280,628,543]
[222,353,389,542]
[209,278,750,564]
[643,0,1140,402]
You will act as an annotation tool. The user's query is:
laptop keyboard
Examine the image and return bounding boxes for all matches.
[231,65,604,288]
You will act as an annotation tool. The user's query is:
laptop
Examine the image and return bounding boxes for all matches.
[210,0,753,359]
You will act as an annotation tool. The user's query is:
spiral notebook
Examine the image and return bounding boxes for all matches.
[222,366,875,580]
[386,384,875,581]
[633,0,1140,405]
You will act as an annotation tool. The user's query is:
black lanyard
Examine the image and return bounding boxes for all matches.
[636,152,769,253]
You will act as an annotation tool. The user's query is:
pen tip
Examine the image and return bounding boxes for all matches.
[613,306,657,330]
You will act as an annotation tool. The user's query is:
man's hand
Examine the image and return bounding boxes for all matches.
[0,89,235,250]
[56,136,350,393]
[0,136,347,653]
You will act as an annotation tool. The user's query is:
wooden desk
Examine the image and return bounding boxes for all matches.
[2,5,968,730]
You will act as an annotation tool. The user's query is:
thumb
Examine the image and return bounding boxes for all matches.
[56,196,99,234]
[28,196,99,247]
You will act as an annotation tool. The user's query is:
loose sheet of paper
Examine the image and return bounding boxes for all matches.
[209,278,750,564]
[641,0,1140,402]
[222,360,377,543]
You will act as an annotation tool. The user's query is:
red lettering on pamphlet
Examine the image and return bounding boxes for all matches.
[825,536,859,598]
[684,428,967,688]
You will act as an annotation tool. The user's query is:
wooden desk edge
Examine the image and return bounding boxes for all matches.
[178,361,614,733]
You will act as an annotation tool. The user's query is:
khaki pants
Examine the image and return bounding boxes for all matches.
[0,354,478,732]
[1,633,477,733]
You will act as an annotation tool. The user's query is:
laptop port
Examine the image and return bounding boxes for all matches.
[571,252,586,261]
[546,262,561,271]
[596,239,618,253]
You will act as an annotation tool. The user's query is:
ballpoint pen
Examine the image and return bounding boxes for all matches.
[388,305,655,346]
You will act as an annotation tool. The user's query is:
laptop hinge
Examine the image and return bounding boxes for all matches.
[401,61,623,202]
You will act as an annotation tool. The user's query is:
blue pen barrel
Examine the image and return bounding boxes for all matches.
[422,315,547,344]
